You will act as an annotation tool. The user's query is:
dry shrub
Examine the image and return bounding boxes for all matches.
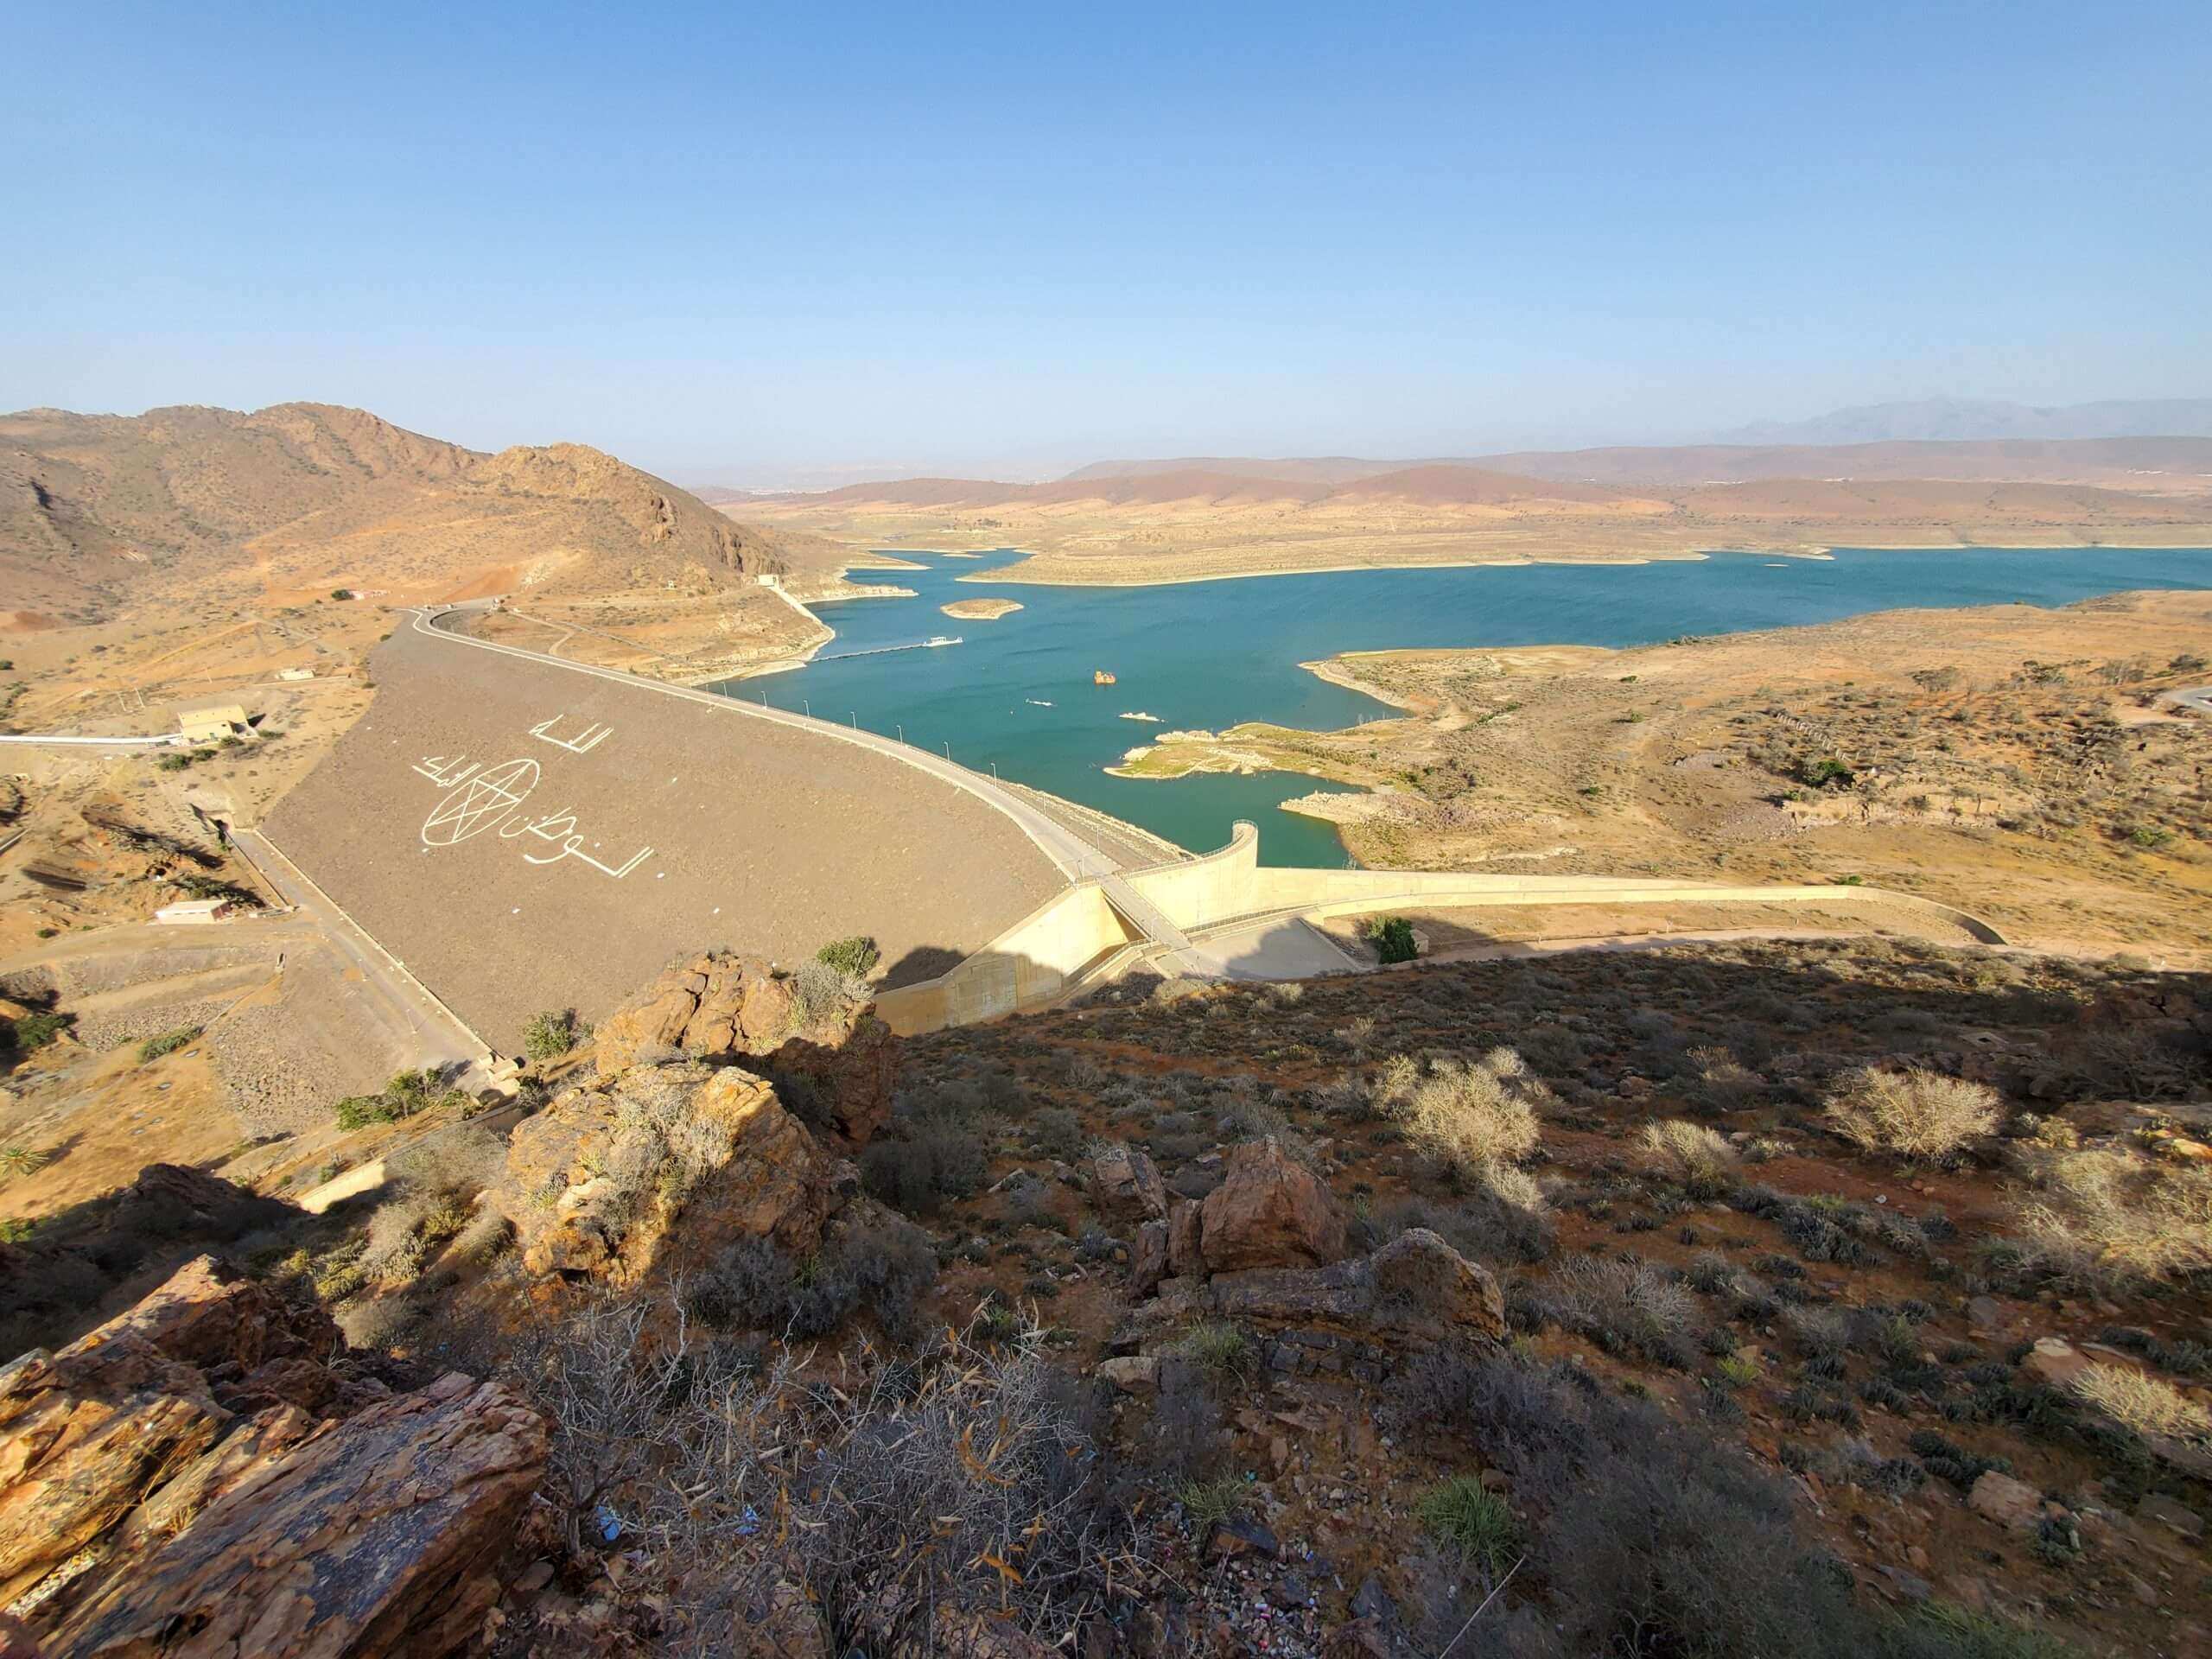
[1639,1121,1740,1196]
[2069,1361,2211,1445]
[1395,1048,1549,1177]
[358,1125,506,1287]
[1546,1254,1699,1367]
[2016,1147,2212,1286]
[1477,1160,1548,1215]
[1388,1353,1886,1658]
[509,1292,1127,1653]
[1687,1046,1765,1114]
[1822,1066,1999,1160]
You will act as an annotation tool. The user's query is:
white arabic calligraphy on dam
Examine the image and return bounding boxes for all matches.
[411,718,653,880]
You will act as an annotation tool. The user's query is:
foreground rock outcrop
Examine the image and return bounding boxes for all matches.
[46,1372,546,1659]
[590,950,895,1146]
[496,1059,835,1283]
[0,1257,352,1603]
[1204,1228,1507,1345]
[1,1256,548,1658]
[1132,1229,1506,1352]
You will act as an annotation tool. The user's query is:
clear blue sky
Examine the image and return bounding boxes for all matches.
[8,2,2208,485]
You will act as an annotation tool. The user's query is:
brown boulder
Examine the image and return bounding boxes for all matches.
[593,951,812,1072]
[1128,1221,1169,1295]
[592,981,701,1072]
[45,1372,546,1659]
[763,1014,898,1148]
[588,953,892,1148]
[1091,1142,1167,1225]
[1967,1471,2045,1531]
[498,1062,830,1283]
[1198,1139,1345,1274]
[1205,1229,1506,1345]
[1166,1198,1205,1279]
[0,1258,346,1605]
[738,973,798,1046]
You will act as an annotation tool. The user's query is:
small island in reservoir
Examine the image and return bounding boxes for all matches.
[940,597,1024,620]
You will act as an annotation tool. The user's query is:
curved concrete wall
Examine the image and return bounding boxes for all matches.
[874,881,1141,1034]
[872,818,2005,1034]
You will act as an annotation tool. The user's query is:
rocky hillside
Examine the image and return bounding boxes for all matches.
[0,402,812,621]
[4,939,2207,1657]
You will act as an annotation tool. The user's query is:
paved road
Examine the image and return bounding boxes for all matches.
[2162,684,2212,715]
[231,827,486,1079]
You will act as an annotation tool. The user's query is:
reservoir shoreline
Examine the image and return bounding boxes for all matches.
[706,544,2212,869]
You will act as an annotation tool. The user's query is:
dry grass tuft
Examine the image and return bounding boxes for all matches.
[2069,1361,2212,1445]
[2016,1148,2212,1286]
[1639,1120,1740,1195]
[1393,1047,1550,1177]
[1822,1066,1999,1159]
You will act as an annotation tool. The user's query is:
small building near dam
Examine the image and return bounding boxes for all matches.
[175,702,249,744]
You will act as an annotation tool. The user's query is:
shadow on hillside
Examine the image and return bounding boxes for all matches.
[917,936,2212,1112]
[882,944,969,988]
[0,1165,305,1359]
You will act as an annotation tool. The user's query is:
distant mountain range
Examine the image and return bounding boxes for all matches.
[1035,436,2212,498]
[1713,397,2212,446]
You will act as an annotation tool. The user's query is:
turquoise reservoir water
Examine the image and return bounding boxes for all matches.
[713,547,2212,868]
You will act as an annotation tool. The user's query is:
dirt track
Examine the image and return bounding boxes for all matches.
[262,619,1062,1052]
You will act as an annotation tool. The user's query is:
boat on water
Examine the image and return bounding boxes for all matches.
[1026,697,1054,707]
[926,634,962,647]
[1094,669,1117,685]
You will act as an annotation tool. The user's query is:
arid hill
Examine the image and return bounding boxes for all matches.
[737,437,2212,586]
[1481,435,2212,493]
[1064,436,2212,493]
[0,401,837,621]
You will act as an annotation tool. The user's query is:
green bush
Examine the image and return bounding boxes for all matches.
[329,588,356,601]
[522,1007,586,1061]
[1174,1320,1257,1377]
[1416,1474,1520,1577]
[137,1027,202,1063]
[816,935,881,979]
[334,1068,462,1131]
[2,1011,73,1054]
[1366,915,1419,964]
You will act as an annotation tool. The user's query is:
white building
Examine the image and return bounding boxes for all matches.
[154,898,235,925]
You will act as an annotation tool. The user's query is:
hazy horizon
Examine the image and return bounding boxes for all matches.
[8,3,2208,489]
